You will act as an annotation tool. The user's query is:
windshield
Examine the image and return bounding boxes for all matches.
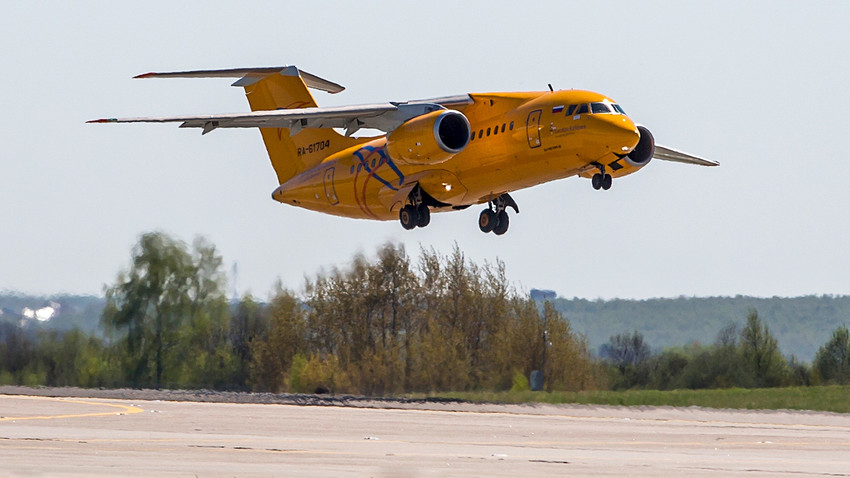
[591,102,613,114]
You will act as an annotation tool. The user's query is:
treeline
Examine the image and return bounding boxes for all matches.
[5,294,849,363]
[556,295,850,362]
[1,232,848,394]
[0,232,597,393]
[601,314,850,390]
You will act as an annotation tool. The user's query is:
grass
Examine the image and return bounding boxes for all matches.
[412,385,850,414]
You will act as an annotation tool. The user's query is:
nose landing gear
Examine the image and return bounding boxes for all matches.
[591,164,613,191]
[479,193,518,235]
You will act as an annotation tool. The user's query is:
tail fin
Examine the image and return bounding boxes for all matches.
[132,66,367,184]
[236,66,363,184]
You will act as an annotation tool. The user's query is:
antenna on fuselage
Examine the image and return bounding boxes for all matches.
[547,83,554,92]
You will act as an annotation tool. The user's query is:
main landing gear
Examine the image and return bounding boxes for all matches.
[591,164,613,191]
[479,193,519,235]
[399,185,430,230]
[399,203,430,230]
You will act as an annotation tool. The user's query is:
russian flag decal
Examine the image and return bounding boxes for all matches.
[552,105,564,114]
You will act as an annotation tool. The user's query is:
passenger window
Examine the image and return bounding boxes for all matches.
[357,164,362,172]
[566,105,577,115]
[478,130,483,139]
[371,159,376,168]
[470,131,475,141]
[493,125,498,135]
[509,121,514,130]
[501,124,506,133]
[350,165,354,175]
[486,127,491,136]
[577,104,589,115]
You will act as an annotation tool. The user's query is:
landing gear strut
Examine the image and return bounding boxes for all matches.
[479,193,518,235]
[591,164,612,191]
[399,185,430,230]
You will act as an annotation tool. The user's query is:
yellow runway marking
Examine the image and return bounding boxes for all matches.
[0,397,143,421]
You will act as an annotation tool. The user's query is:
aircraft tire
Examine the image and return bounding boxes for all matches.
[592,173,603,190]
[493,211,509,235]
[416,204,430,228]
[479,209,497,233]
[602,174,613,190]
[400,205,418,230]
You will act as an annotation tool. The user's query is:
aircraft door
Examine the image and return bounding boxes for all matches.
[526,110,542,149]
[323,167,339,205]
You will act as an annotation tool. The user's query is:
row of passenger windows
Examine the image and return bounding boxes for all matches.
[470,121,515,141]
[567,102,627,116]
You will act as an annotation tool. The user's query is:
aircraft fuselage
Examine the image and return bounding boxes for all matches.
[272,90,640,221]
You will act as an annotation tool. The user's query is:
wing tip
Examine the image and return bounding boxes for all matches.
[86,118,117,123]
[133,72,156,79]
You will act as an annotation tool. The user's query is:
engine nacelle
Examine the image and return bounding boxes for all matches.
[625,125,655,168]
[386,110,471,165]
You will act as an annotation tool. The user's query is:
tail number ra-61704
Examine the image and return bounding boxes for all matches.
[298,140,330,157]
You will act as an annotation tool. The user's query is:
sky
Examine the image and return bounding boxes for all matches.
[2,1,850,300]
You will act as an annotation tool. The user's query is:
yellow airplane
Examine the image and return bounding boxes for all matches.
[90,66,717,235]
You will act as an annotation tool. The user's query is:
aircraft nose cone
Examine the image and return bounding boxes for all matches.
[596,114,640,153]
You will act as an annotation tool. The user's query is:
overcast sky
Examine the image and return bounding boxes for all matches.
[2,1,849,300]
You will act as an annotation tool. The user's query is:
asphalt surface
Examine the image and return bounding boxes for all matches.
[1,387,849,477]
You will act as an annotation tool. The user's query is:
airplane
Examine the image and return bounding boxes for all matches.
[89,66,717,235]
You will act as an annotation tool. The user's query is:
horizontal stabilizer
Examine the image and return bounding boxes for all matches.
[133,66,345,94]
[654,144,719,167]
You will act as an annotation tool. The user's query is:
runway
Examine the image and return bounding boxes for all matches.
[2,391,850,477]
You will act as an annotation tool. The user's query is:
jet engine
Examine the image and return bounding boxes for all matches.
[386,110,471,165]
[625,125,655,168]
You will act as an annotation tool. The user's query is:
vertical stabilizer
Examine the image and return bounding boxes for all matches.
[236,67,362,184]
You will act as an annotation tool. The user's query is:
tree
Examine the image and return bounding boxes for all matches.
[601,330,651,373]
[815,325,850,384]
[230,295,268,389]
[600,330,652,389]
[249,290,307,392]
[739,309,786,387]
[102,232,231,389]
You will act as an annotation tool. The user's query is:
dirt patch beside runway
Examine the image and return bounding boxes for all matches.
[0,385,473,409]
[2,385,848,426]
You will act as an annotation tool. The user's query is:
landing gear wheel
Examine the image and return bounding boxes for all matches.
[602,174,612,190]
[592,173,603,190]
[479,209,497,233]
[493,210,509,235]
[399,205,418,230]
[416,204,430,228]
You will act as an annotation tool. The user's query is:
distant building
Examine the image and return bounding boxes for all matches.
[530,289,556,301]
[21,306,56,322]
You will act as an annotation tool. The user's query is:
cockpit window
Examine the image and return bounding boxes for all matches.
[577,104,589,115]
[591,102,612,114]
[612,104,626,115]
[566,104,577,115]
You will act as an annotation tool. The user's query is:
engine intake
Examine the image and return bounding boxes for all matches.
[386,110,471,165]
[626,125,655,167]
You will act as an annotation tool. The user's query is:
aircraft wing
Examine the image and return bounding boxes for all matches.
[653,144,719,166]
[88,101,457,136]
